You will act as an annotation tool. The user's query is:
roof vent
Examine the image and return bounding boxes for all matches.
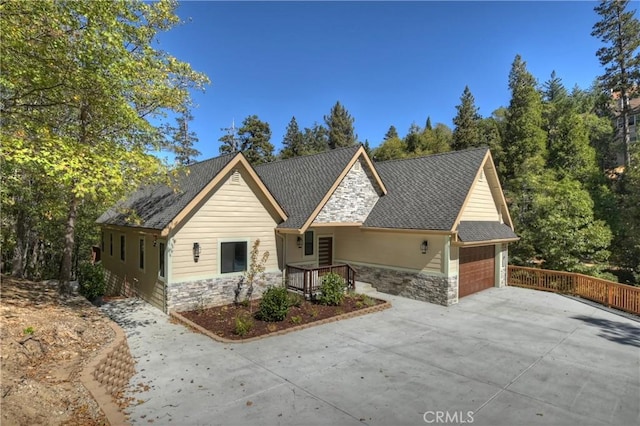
[354,161,361,171]
[231,170,240,184]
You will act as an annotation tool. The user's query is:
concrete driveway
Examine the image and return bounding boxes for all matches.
[102,287,640,426]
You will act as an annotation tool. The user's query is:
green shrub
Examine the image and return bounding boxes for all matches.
[258,286,290,322]
[362,294,376,307]
[287,292,304,308]
[234,312,254,336]
[77,262,106,301]
[290,315,302,325]
[318,273,345,306]
[23,326,34,335]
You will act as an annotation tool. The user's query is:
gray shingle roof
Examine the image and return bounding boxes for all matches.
[363,147,489,230]
[255,145,361,229]
[457,221,518,242]
[96,153,237,230]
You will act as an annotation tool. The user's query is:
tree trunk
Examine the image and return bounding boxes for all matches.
[59,195,79,293]
[11,210,26,278]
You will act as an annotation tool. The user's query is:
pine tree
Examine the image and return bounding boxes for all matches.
[503,55,547,183]
[302,123,329,154]
[542,71,568,103]
[425,116,433,131]
[220,115,274,165]
[384,125,399,140]
[324,101,357,149]
[592,0,640,167]
[280,116,305,159]
[168,110,200,165]
[452,86,482,151]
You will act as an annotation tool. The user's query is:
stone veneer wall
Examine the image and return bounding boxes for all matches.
[314,158,380,223]
[167,271,282,312]
[354,264,458,306]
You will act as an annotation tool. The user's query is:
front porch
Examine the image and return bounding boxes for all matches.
[286,264,356,298]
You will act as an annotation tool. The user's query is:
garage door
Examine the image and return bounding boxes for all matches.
[459,245,495,298]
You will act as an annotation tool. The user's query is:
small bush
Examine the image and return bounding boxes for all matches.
[234,312,254,336]
[361,294,376,307]
[318,273,345,306]
[309,307,319,318]
[287,292,304,308]
[23,326,34,335]
[290,315,302,325]
[77,262,106,301]
[258,286,290,322]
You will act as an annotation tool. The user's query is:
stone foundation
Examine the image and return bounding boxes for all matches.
[353,264,458,306]
[167,272,282,312]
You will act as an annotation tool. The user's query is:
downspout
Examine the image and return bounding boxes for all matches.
[277,231,286,285]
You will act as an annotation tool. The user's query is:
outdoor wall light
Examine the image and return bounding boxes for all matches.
[421,240,429,254]
[193,242,200,262]
[296,236,303,248]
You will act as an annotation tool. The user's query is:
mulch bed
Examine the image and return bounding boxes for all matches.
[179,293,386,341]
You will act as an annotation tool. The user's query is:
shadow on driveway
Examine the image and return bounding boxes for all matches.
[571,315,640,347]
[100,298,157,335]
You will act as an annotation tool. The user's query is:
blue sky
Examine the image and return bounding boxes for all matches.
[156,1,613,162]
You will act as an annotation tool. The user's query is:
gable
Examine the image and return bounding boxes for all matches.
[459,163,500,222]
[170,166,282,281]
[312,155,382,225]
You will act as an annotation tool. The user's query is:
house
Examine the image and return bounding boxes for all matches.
[97,145,518,313]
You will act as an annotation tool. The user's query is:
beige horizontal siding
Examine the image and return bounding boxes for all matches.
[171,168,280,282]
[460,166,500,222]
[101,228,165,311]
[333,228,444,274]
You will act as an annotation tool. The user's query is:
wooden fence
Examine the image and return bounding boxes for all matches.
[508,265,640,315]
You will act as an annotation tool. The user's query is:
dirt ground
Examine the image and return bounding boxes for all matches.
[1,275,114,426]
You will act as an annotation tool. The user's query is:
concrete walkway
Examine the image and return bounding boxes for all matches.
[101,287,640,426]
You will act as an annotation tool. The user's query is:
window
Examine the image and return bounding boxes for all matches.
[139,238,145,270]
[221,241,247,273]
[109,233,113,256]
[304,230,314,256]
[120,235,125,261]
[629,114,636,127]
[159,242,166,278]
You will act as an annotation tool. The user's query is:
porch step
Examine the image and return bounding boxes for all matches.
[355,281,377,294]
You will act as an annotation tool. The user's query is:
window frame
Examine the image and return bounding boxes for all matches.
[109,233,113,256]
[158,241,166,280]
[304,230,314,257]
[218,238,250,275]
[120,234,126,262]
[138,237,145,271]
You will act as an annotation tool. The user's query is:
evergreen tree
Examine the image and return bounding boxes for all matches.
[280,116,305,159]
[542,71,568,103]
[302,123,329,154]
[384,125,399,140]
[220,115,274,165]
[425,116,433,131]
[592,0,640,167]
[168,110,200,165]
[324,101,357,149]
[503,55,547,183]
[422,123,453,155]
[405,123,422,153]
[452,85,482,151]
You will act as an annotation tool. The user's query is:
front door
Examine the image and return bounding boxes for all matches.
[318,237,333,266]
